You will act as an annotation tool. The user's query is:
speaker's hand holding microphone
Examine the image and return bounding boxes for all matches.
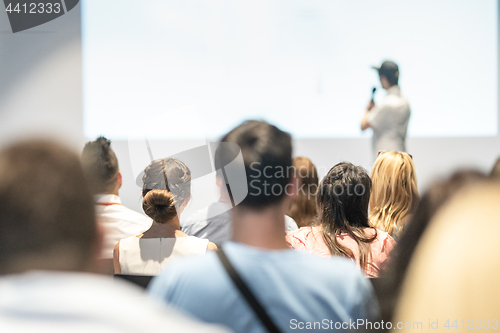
[367,87,376,111]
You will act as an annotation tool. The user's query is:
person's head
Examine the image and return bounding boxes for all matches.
[375,169,486,323]
[316,162,375,270]
[318,162,372,229]
[217,120,294,210]
[81,136,121,195]
[374,61,399,89]
[0,140,97,274]
[287,157,319,228]
[395,181,499,324]
[142,158,191,223]
[370,151,418,237]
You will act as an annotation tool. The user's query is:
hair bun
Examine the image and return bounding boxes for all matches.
[142,189,177,223]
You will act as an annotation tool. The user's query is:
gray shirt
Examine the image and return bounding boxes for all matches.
[366,85,411,157]
[181,201,298,246]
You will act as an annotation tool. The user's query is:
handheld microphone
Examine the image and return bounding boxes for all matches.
[371,87,376,100]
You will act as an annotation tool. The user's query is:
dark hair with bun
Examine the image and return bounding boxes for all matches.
[142,158,191,223]
[81,136,119,194]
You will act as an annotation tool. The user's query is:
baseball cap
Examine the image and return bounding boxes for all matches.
[372,60,399,78]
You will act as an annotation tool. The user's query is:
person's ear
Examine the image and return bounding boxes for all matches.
[116,171,123,189]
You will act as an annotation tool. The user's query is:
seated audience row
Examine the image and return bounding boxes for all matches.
[8,118,495,332]
[148,120,378,332]
[84,134,418,279]
[0,140,227,332]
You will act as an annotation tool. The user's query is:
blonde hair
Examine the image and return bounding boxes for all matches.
[369,151,418,237]
[395,182,499,328]
[287,157,318,228]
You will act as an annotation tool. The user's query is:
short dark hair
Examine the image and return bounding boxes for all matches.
[381,73,399,86]
[376,60,399,87]
[0,140,96,273]
[218,120,292,208]
[81,136,119,194]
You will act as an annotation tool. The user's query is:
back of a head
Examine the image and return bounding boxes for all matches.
[142,158,191,223]
[218,120,292,209]
[369,151,418,236]
[378,60,399,87]
[288,157,318,228]
[316,162,374,269]
[317,162,372,231]
[81,136,119,195]
[0,140,96,274]
[395,181,499,325]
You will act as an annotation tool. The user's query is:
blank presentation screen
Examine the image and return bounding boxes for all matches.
[82,0,498,140]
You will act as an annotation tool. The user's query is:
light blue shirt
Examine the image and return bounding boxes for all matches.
[148,241,379,333]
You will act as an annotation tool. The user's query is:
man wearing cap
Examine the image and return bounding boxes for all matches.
[361,60,411,158]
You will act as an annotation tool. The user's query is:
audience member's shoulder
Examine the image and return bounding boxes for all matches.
[0,272,228,332]
[299,249,361,273]
[110,274,230,332]
[183,206,210,226]
[121,204,149,217]
[288,226,314,237]
[285,215,299,231]
[120,204,152,222]
[183,202,232,225]
[372,228,396,244]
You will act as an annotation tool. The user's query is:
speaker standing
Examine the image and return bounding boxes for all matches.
[361,61,411,159]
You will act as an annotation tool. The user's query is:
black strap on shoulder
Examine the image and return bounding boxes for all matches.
[217,248,282,333]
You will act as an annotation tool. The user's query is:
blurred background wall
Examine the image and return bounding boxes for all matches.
[1,4,499,216]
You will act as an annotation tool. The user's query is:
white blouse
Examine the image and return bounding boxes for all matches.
[118,236,209,275]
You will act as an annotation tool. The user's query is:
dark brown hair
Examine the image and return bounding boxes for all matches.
[0,140,96,273]
[316,162,376,271]
[142,158,191,223]
[288,157,318,228]
[81,136,119,194]
[218,120,292,208]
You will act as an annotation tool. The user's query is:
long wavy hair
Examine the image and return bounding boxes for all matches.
[369,151,418,237]
[288,157,318,228]
[317,162,377,271]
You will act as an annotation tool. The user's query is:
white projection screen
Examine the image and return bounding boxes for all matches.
[82,0,498,141]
